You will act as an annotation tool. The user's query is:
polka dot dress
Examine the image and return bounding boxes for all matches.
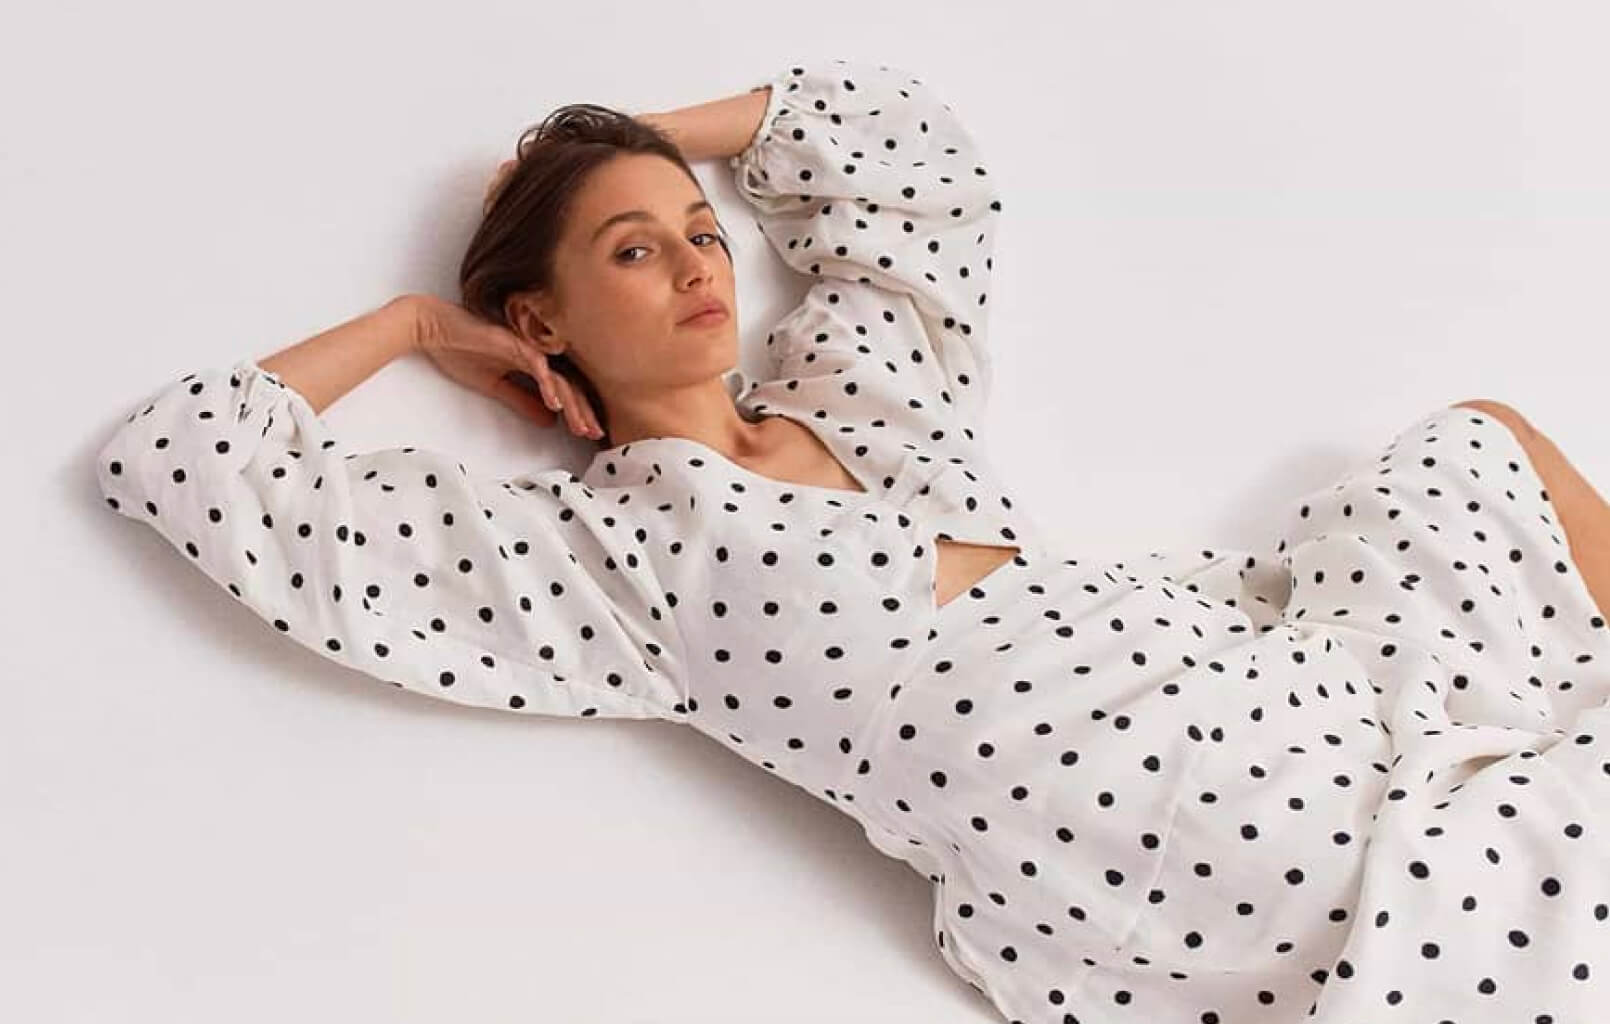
[95,57,1610,1024]
[877,404,1610,1023]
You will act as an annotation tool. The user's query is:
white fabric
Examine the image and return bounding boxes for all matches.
[97,57,1610,1023]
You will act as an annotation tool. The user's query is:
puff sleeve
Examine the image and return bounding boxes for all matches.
[95,359,685,721]
[730,58,1003,431]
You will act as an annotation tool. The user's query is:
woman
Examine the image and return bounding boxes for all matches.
[96,58,1610,1023]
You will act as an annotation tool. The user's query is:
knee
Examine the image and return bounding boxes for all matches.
[1451,398,1537,441]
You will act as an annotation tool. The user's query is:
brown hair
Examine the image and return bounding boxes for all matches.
[458,102,735,446]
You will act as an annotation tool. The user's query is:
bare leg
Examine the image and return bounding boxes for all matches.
[1452,400,1610,621]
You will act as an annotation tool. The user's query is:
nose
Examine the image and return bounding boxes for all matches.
[676,241,719,285]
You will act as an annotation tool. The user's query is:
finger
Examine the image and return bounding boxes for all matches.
[492,375,554,426]
[553,375,589,438]
[524,351,598,439]
[552,373,592,437]
[574,385,603,438]
[502,371,555,425]
[561,377,604,440]
[535,367,559,412]
[579,396,603,438]
[525,354,563,413]
[545,367,601,437]
[557,376,601,440]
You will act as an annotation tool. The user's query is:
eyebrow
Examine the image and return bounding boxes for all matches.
[590,200,715,246]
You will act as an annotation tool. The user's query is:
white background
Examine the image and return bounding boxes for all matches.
[7,2,1610,1021]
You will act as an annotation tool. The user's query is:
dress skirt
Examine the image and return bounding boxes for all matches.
[856,405,1610,1024]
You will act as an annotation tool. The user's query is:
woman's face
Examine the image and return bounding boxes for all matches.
[514,152,739,417]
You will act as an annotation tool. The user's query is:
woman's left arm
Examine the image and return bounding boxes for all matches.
[637,85,771,163]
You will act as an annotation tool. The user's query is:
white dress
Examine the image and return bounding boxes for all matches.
[96,58,1610,1024]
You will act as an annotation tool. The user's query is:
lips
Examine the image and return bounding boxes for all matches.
[679,299,728,324]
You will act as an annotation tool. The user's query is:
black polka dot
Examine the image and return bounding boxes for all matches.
[94,71,1610,1024]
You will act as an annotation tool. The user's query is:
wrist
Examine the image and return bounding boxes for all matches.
[386,294,433,354]
[641,87,770,163]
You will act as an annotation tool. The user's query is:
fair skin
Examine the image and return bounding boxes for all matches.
[261,87,796,466]
[498,140,1020,600]
[502,151,787,463]
[255,82,1020,607]
[240,81,1610,614]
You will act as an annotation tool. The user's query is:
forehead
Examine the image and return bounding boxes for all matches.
[572,154,711,236]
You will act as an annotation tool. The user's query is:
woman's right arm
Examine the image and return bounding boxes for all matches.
[254,297,419,416]
[95,322,685,721]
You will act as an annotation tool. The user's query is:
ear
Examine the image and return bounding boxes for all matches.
[504,292,564,357]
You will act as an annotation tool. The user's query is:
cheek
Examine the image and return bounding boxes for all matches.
[587,284,677,358]
[577,275,657,330]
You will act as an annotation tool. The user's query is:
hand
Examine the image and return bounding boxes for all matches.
[407,294,605,441]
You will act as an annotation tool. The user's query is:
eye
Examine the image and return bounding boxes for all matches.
[616,233,724,264]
